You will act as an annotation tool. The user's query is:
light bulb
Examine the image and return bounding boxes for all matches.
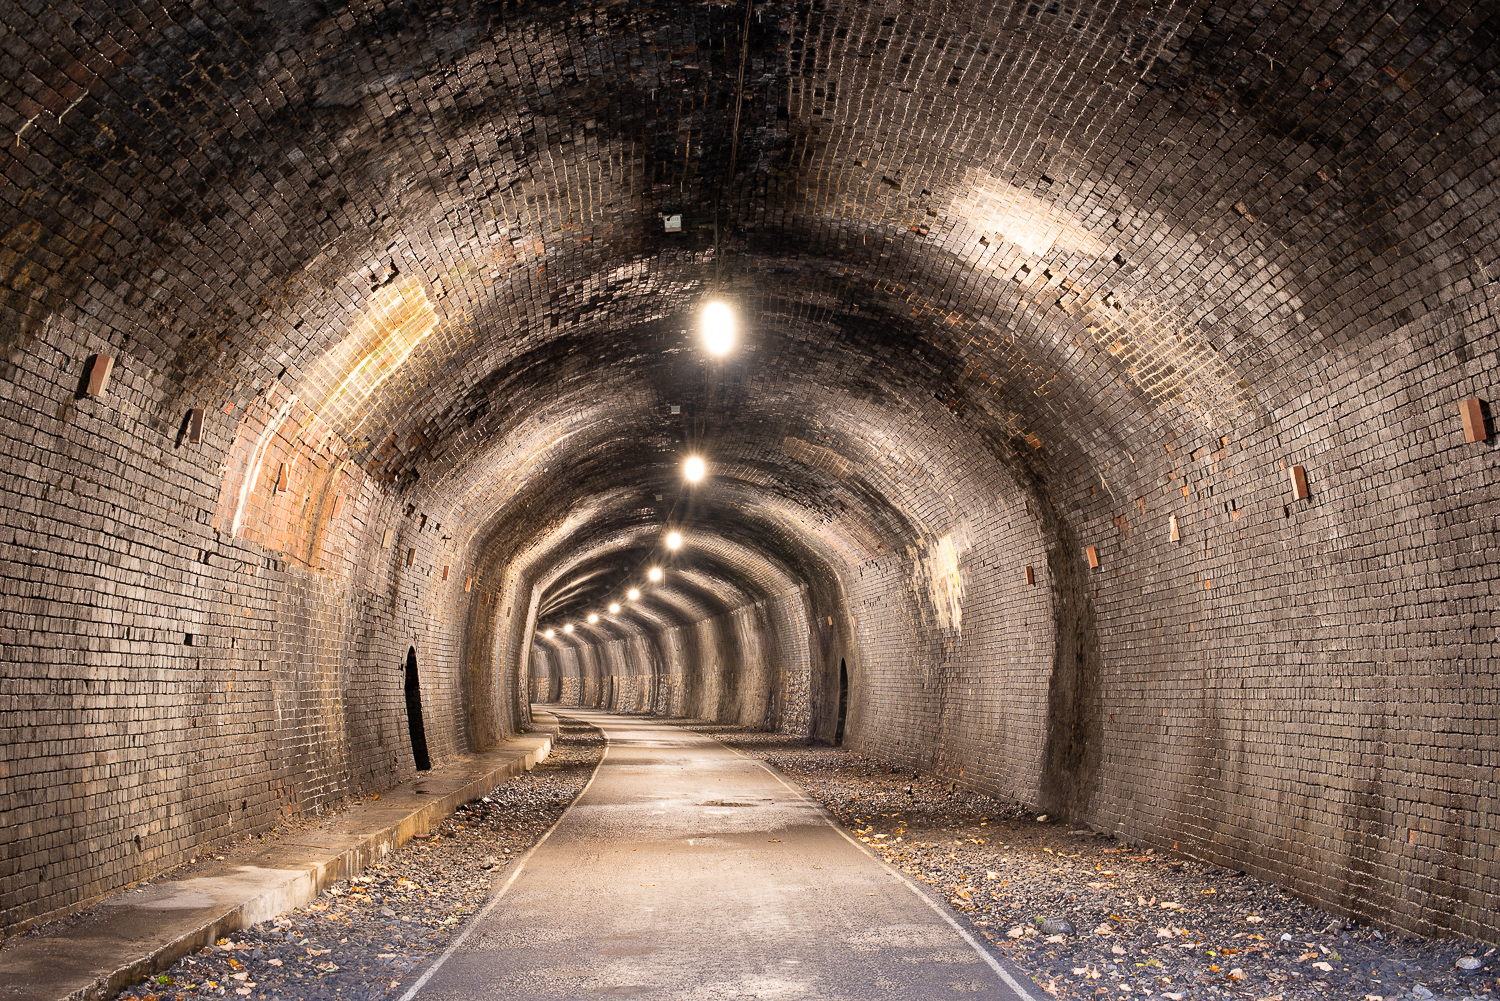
[702,301,735,355]
[628,588,640,601]
[564,623,573,633]
[544,629,555,638]
[648,567,662,582]
[684,455,705,483]
[609,602,621,613]
[666,531,683,550]
[588,613,599,624]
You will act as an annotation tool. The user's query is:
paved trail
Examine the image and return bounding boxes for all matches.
[406,711,1041,1000]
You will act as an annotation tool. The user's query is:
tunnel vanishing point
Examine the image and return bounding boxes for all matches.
[0,0,1497,952]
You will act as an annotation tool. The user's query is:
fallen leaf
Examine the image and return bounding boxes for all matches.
[1093,924,1114,935]
[1246,915,1265,923]
[1312,961,1333,972]
[1007,927,1027,939]
[266,959,282,967]
[1160,901,1183,910]
[1228,968,1246,981]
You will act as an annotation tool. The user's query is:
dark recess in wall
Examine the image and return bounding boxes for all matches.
[405,647,431,773]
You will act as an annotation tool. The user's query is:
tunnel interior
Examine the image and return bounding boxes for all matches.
[0,0,1496,947]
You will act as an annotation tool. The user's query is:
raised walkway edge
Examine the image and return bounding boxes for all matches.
[0,714,558,1001]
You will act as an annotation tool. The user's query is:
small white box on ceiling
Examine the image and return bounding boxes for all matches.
[663,214,682,231]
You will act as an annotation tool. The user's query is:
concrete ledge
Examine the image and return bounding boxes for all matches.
[0,717,557,1001]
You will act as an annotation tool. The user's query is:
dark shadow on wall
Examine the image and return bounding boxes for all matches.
[404,647,431,772]
[1037,496,1102,820]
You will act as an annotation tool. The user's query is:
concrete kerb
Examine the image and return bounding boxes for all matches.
[0,716,558,1001]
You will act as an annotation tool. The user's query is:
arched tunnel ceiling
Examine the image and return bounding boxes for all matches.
[4,0,1497,634]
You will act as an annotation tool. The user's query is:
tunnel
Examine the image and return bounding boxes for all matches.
[0,0,1496,959]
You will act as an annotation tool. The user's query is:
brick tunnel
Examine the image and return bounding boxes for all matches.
[1,0,1497,968]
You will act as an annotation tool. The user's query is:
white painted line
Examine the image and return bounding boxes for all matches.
[718,737,1044,1001]
[397,714,608,1001]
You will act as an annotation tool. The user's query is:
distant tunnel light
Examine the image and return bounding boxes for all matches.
[544,629,555,638]
[627,588,641,601]
[683,455,706,483]
[588,613,599,624]
[666,531,683,550]
[564,623,574,633]
[609,602,621,613]
[702,301,735,355]
[648,567,663,582]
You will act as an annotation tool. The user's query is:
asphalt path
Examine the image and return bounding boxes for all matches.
[402,711,1043,1000]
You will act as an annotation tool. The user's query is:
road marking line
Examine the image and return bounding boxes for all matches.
[713,731,1044,1001]
[398,713,607,1001]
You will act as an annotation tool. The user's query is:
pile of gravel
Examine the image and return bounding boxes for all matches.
[116,719,602,1001]
[712,732,1495,1001]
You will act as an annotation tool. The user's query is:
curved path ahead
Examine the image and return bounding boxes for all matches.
[405,711,1042,1000]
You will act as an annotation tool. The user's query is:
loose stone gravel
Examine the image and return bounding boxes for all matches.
[699,727,1497,1001]
[115,719,602,1001]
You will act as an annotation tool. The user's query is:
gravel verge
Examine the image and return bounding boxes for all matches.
[113,716,603,1001]
[699,727,1496,1001]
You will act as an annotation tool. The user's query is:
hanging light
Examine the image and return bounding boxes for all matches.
[544,629,555,638]
[609,602,621,613]
[648,567,663,582]
[684,455,706,483]
[587,613,599,624]
[627,588,641,600]
[702,301,735,355]
[563,623,574,633]
[666,531,683,550]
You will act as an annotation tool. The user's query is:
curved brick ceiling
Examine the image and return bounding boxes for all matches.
[3,0,1493,671]
[5,0,1500,942]
[6,0,1489,624]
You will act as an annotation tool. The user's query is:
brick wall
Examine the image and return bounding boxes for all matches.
[2,0,1497,948]
[534,591,814,733]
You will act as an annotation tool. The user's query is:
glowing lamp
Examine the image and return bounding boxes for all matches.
[702,301,735,355]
